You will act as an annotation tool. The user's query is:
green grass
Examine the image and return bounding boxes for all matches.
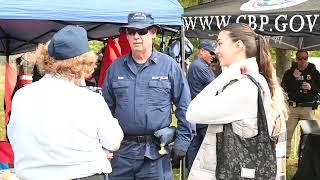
[287,130,300,180]
[173,169,180,180]
[287,159,298,180]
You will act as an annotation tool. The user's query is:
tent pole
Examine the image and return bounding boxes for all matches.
[160,29,165,52]
[179,23,187,180]
[298,37,304,50]
[5,38,10,63]
[180,24,186,73]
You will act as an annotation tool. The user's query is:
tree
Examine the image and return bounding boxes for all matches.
[89,40,104,54]
[179,0,199,8]
[308,51,320,57]
[275,49,292,79]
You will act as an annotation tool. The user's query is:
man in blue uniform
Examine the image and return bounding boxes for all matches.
[186,40,217,170]
[281,49,320,158]
[103,12,195,180]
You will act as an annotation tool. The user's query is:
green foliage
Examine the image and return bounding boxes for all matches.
[154,36,163,51]
[302,51,320,57]
[89,40,104,54]
[179,0,199,8]
[306,51,320,57]
[270,48,277,63]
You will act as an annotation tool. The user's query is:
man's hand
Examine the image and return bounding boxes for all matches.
[103,149,114,160]
[302,81,311,91]
[293,69,302,79]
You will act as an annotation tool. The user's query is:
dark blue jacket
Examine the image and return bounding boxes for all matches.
[187,56,216,130]
[103,49,195,159]
[187,56,216,99]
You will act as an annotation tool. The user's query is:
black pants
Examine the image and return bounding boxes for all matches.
[74,173,108,180]
[294,134,320,180]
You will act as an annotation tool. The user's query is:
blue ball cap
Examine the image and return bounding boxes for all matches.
[48,25,89,60]
[122,12,155,29]
[199,40,216,54]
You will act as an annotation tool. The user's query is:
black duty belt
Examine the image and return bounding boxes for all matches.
[288,101,315,107]
[123,135,158,143]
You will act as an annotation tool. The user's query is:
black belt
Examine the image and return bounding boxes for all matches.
[123,135,158,143]
[74,173,107,180]
[288,101,315,107]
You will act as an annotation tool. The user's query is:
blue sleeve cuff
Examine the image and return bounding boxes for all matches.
[173,136,191,152]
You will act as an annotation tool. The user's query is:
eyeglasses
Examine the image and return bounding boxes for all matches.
[209,51,215,56]
[126,28,149,36]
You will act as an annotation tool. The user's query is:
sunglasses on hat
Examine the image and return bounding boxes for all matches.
[127,28,149,36]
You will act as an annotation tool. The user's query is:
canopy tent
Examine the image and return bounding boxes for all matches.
[183,0,320,50]
[0,0,185,167]
[0,0,184,56]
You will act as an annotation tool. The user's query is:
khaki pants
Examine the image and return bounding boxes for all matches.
[286,106,316,157]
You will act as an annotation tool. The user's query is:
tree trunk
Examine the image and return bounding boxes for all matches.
[275,49,292,80]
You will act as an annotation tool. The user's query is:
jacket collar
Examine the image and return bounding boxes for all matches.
[223,57,259,74]
[124,48,159,64]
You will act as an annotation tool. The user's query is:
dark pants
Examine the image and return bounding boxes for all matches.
[187,126,207,170]
[109,153,173,180]
[294,134,320,180]
[74,173,108,180]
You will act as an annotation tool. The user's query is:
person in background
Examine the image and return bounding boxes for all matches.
[32,64,43,82]
[186,40,217,171]
[281,49,320,158]
[186,23,288,180]
[103,12,195,180]
[8,25,123,180]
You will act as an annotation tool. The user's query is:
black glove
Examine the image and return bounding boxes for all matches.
[171,149,186,161]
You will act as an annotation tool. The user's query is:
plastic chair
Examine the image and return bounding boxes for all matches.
[297,119,320,166]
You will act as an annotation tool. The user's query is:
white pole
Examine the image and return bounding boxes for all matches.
[293,126,299,158]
